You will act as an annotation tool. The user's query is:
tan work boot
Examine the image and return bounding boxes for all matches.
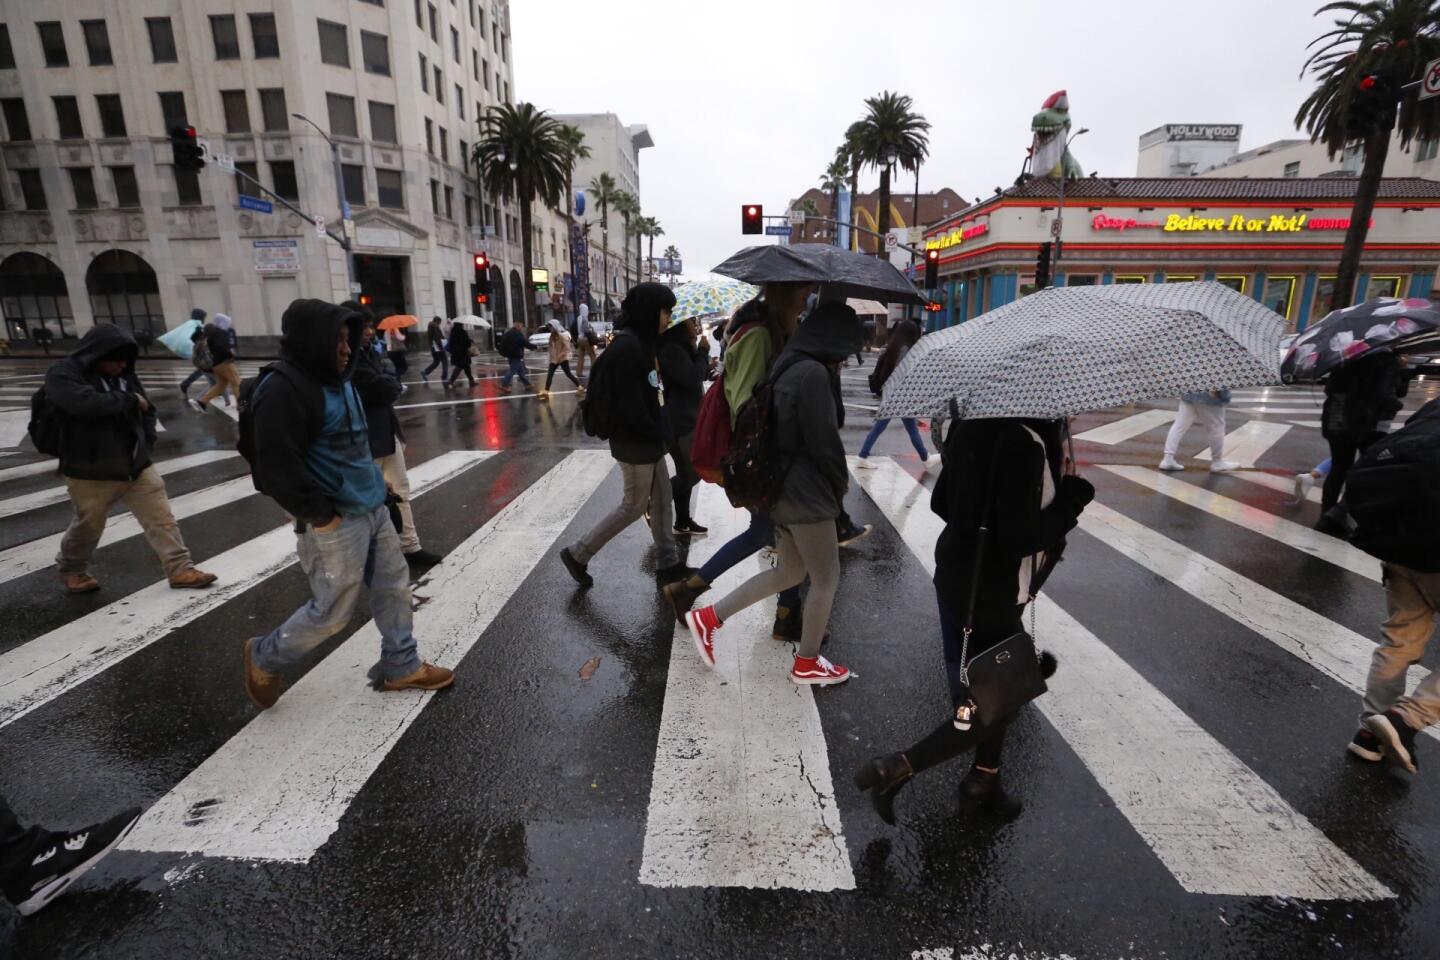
[663,574,709,625]
[382,662,455,692]
[61,571,101,594]
[169,567,218,589]
[242,637,281,710]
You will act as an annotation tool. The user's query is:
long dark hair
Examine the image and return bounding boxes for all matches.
[871,319,921,394]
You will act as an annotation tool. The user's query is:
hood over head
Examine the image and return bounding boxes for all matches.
[280,298,364,385]
[786,301,863,364]
[68,323,139,372]
[547,319,565,336]
[577,303,589,323]
[617,282,677,346]
[213,313,232,331]
[190,307,207,321]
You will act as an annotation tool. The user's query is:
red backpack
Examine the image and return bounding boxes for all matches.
[691,321,765,484]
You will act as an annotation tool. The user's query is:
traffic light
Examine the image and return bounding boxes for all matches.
[923,301,943,313]
[924,248,940,288]
[473,252,492,294]
[357,294,373,307]
[1035,242,1053,289]
[169,125,205,171]
[741,204,763,235]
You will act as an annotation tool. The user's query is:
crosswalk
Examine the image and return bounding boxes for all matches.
[0,421,1430,915]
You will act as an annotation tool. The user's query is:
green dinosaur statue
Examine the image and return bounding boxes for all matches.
[1030,89,1084,179]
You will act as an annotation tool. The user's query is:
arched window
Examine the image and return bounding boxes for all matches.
[86,250,164,336]
[0,252,76,340]
[509,268,524,329]
[489,264,507,325]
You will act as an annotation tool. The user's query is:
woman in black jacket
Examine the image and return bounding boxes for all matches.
[855,416,1094,823]
[658,315,710,536]
[445,322,476,387]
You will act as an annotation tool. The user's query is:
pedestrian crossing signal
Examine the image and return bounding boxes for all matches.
[741,204,763,235]
[1036,242,1053,289]
[923,301,942,312]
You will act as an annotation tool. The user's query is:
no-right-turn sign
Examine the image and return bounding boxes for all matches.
[1421,58,1440,100]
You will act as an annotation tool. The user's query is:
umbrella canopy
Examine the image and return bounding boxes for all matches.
[452,314,491,328]
[671,279,758,322]
[846,298,888,316]
[712,242,924,305]
[157,319,202,360]
[1281,297,1440,383]
[879,281,1284,420]
[378,314,419,332]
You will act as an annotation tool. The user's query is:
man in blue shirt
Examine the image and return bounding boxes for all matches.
[242,299,453,709]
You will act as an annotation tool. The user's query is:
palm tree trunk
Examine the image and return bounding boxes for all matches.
[520,193,536,332]
[635,229,642,285]
[829,185,840,246]
[600,199,609,322]
[877,165,892,258]
[849,165,860,251]
[1331,128,1390,310]
[647,233,656,273]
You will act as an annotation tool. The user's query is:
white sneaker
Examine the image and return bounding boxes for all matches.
[923,454,943,473]
[1158,456,1183,471]
[1209,460,1241,473]
[854,457,877,470]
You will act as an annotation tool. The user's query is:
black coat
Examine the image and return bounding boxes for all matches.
[657,327,707,440]
[205,323,235,365]
[447,324,473,362]
[44,324,156,482]
[601,329,665,465]
[352,344,403,458]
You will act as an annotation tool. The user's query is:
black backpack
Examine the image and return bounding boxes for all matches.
[1347,405,1440,572]
[580,332,626,439]
[720,355,804,511]
[27,384,64,457]
[237,361,309,470]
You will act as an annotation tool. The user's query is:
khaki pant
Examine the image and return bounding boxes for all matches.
[1363,563,1440,732]
[57,465,192,579]
[375,446,421,553]
[575,339,596,380]
[199,359,241,406]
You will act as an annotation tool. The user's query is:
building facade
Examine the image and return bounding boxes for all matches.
[786,186,966,256]
[0,0,567,348]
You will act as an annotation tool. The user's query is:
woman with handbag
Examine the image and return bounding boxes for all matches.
[445,321,476,388]
[854,415,1094,824]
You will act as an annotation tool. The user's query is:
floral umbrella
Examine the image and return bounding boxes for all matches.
[1280,298,1440,383]
[672,279,758,322]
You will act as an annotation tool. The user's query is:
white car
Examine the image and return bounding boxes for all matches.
[528,331,551,351]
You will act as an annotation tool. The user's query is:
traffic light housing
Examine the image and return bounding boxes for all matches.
[1035,242,1053,289]
[741,204,763,235]
[473,252,492,294]
[169,125,205,171]
[924,248,940,288]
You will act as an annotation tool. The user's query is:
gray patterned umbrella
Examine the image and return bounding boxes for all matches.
[879,281,1284,420]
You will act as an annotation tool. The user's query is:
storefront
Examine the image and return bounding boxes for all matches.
[921,177,1440,333]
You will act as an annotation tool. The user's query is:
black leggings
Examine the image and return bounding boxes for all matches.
[447,357,475,385]
[545,361,580,390]
[1321,430,1385,512]
[669,430,698,524]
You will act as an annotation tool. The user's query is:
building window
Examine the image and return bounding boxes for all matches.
[428,3,438,41]
[444,278,457,317]
[414,0,424,29]
[95,94,126,138]
[250,13,279,58]
[1216,275,1248,294]
[259,88,287,131]
[369,100,397,143]
[81,20,112,66]
[174,166,202,205]
[146,18,177,63]
[377,169,404,208]
[1283,160,1300,178]
[221,90,251,134]
[419,53,428,91]
[361,31,390,74]
[503,80,508,103]
[429,178,439,213]
[342,164,366,205]
[443,184,453,219]
[434,67,443,102]
[1065,275,1097,286]
[234,160,259,195]
[424,117,434,154]
[210,15,240,60]
[270,160,298,201]
[326,93,358,138]
[455,87,463,117]
[482,59,490,90]
[439,126,448,161]
[0,252,77,339]
[475,100,481,123]
[37,22,68,67]
[495,72,501,95]
[0,25,13,69]
[53,96,83,140]
[18,170,47,210]
[478,5,486,37]
[459,139,467,167]
[359,0,384,6]
[451,26,459,62]
[464,194,473,224]
[159,91,187,130]
[1366,275,1403,300]
[110,166,139,207]
[87,250,163,336]
[472,49,479,81]
[1419,137,1440,163]
[318,20,349,67]
[69,168,98,209]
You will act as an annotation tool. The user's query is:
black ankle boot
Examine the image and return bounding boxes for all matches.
[663,574,708,624]
[957,767,1022,819]
[853,753,913,826]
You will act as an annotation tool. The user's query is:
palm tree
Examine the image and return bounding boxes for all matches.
[847,92,931,257]
[662,243,681,284]
[843,126,864,251]
[1298,0,1440,309]
[820,150,849,245]
[637,216,664,277]
[613,190,640,290]
[473,102,567,332]
[588,171,619,319]
[556,124,591,315]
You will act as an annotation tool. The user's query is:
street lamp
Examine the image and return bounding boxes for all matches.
[1052,127,1090,279]
[291,112,356,291]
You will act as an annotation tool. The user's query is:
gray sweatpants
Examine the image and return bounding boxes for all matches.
[1362,563,1440,731]
[569,457,678,570]
[714,519,839,659]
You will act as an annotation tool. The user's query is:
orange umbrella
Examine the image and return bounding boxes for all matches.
[377,314,419,332]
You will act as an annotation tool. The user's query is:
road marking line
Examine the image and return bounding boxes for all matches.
[0,459,61,484]
[1194,421,1291,465]
[1288,419,1324,428]
[1099,465,1380,583]
[121,450,607,862]
[0,451,493,730]
[394,389,578,410]
[0,450,241,520]
[1223,468,1322,504]
[1226,406,1325,414]
[640,484,854,892]
[1074,409,1175,445]
[0,410,29,450]
[853,458,1391,900]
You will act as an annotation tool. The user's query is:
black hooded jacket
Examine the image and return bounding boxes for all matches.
[657,323,707,440]
[250,299,366,526]
[447,322,473,362]
[44,324,155,481]
[352,340,403,458]
[602,283,675,464]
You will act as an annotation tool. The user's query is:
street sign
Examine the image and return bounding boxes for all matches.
[314,215,326,240]
[788,208,806,226]
[252,239,299,273]
[213,152,235,173]
[343,219,356,241]
[1050,217,1063,238]
[237,194,272,214]
[884,232,898,251]
[1422,58,1440,100]
[764,225,792,237]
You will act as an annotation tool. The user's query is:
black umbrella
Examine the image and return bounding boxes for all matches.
[1281,297,1440,383]
[711,243,925,305]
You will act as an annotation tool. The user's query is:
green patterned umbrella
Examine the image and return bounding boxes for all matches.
[671,279,758,323]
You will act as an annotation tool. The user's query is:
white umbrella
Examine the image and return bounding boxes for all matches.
[846,298,888,316]
[452,314,491,328]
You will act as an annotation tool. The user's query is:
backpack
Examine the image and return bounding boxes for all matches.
[193,338,214,372]
[719,355,804,512]
[498,327,526,360]
[27,384,64,457]
[691,321,765,485]
[237,361,309,470]
[579,331,626,439]
[1347,409,1440,572]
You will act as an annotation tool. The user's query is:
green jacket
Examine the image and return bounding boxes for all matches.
[723,324,778,428]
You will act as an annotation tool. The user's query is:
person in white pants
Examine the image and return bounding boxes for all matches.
[1159,390,1238,472]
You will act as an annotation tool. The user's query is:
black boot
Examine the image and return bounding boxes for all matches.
[663,574,709,624]
[656,562,700,589]
[853,753,914,826]
[957,767,1022,819]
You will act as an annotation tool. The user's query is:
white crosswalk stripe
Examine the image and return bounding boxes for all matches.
[1074,409,1175,445]
[1194,420,1291,464]
[0,450,240,520]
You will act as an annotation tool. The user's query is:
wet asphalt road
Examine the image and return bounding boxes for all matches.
[0,352,1437,960]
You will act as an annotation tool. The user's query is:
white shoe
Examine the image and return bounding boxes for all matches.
[1158,456,1183,471]
[854,457,877,470]
[1293,472,1315,502]
[923,454,943,473]
[1209,460,1241,473]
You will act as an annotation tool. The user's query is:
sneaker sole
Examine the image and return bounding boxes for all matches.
[686,613,716,668]
[14,811,141,917]
[790,672,851,686]
[1157,464,1183,472]
[838,525,873,548]
[383,674,456,692]
[1364,713,1417,773]
[1347,740,1384,763]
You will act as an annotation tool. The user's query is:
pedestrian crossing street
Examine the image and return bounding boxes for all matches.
[0,422,1434,920]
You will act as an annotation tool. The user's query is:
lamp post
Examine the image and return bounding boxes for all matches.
[1052,127,1090,279]
[291,112,355,292]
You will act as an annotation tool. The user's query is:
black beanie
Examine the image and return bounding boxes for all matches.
[618,282,678,342]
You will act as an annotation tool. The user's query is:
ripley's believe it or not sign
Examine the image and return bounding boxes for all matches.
[1091,212,1370,234]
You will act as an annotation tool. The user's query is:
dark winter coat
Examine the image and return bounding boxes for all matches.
[498,326,527,360]
[205,322,235,365]
[43,324,155,482]
[427,319,445,351]
[352,341,404,458]
[447,323,473,363]
[1322,352,1406,444]
[657,326,707,440]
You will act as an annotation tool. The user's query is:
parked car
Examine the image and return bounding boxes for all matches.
[528,331,550,351]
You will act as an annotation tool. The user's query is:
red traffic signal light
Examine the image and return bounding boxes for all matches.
[357,294,373,306]
[169,125,205,171]
[475,293,489,305]
[474,252,489,270]
[924,248,941,288]
[741,204,763,235]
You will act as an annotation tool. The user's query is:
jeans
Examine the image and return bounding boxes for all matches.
[252,505,421,684]
[697,510,801,609]
[375,446,420,553]
[1363,563,1440,731]
[1163,400,1226,460]
[502,357,531,388]
[569,457,679,569]
[180,368,215,393]
[713,520,839,658]
[422,348,448,380]
[859,417,928,459]
[58,464,192,579]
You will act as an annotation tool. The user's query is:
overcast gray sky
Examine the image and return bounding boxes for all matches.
[512,0,1327,281]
